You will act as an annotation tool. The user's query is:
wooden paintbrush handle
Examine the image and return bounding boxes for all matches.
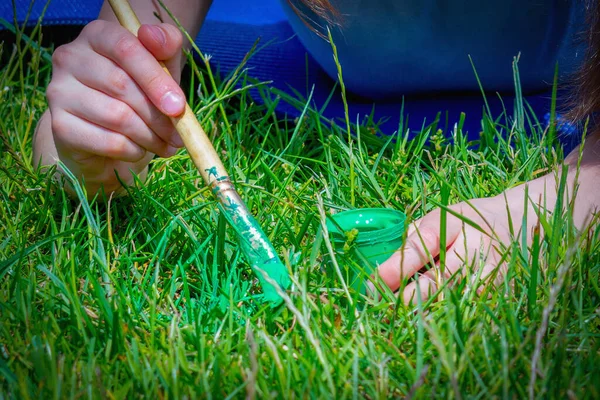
[107,0,229,185]
[107,0,291,305]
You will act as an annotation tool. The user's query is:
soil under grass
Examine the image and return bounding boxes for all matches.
[1,24,599,399]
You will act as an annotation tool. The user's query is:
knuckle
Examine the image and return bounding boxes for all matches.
[131,149,148,162]
[50,115,72,145]
[107,69,130,95]
[166,128,179,144]
[106,101,133,128]
[423,270,438,282]
[52,45,72,69]
[105,135,139,160]
[83,20,105,36]
[144,73,168,95]
[114,34,142,58]
[105,135,127,158]
[157,24,183,48]
[45,82,61,103]
[50,114,67,135]
[147,105,168,124]
[173,32,183,49]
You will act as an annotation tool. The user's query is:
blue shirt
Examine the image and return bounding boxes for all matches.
[281,0,585,99]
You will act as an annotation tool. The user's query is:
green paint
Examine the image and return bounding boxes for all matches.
[205,167,219,181]
[212,175,291,306]
[325,208,406,293]
[222,198,239,212]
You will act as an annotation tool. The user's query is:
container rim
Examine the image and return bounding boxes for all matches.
[326,208,406,244]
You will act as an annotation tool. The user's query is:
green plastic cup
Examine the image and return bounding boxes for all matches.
[325,208,406,293]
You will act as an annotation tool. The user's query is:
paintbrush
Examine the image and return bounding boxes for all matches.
[107,0,290,305]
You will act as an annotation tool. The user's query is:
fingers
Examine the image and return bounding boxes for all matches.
[376,207,463,291]
[83,20,186,117]
[50,109,147,163]
[52,78,177,158]
[438,228,489,278]
[400,261,505,306]
[137,23,184,74]
[400,234,505,305]
[137,24,185,93]
[470,253,507,295]
[45,20,187,194]
[443,228,505,293]
[53,43,183,148]
[401,271,438,305]
[405,218,420,238]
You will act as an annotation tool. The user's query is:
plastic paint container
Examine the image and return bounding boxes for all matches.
[325,208,406,293]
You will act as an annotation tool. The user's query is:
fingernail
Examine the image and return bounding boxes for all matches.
[164,146,178,158]
[170,133,184,147]
[160,91,185,116]
[147,25,166,45]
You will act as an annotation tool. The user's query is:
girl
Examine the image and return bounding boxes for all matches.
[33,0,600,302]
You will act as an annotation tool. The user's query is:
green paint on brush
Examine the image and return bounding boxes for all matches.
[205,167,219,180]
[210,174,291,306]
[221,205,291,305]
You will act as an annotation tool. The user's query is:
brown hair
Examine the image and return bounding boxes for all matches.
[287,0,340,37]
[570,1,600,124]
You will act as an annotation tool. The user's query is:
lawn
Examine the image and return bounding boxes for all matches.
[1,22,600,399]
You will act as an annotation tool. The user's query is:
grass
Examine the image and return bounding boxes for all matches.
[1,19,600,399]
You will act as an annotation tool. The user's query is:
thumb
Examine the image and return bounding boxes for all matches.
[138,23,184,81]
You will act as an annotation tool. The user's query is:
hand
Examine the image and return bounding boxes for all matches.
[376,195,519,304]
[46,20,186,194]
[373,158,600,304]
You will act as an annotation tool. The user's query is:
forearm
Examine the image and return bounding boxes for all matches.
[519,131,600,229]
[564,130,600,227]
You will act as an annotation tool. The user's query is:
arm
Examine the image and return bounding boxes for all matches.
[33,0,212,196]
[371,134,600,304]
[370,0,600,304]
